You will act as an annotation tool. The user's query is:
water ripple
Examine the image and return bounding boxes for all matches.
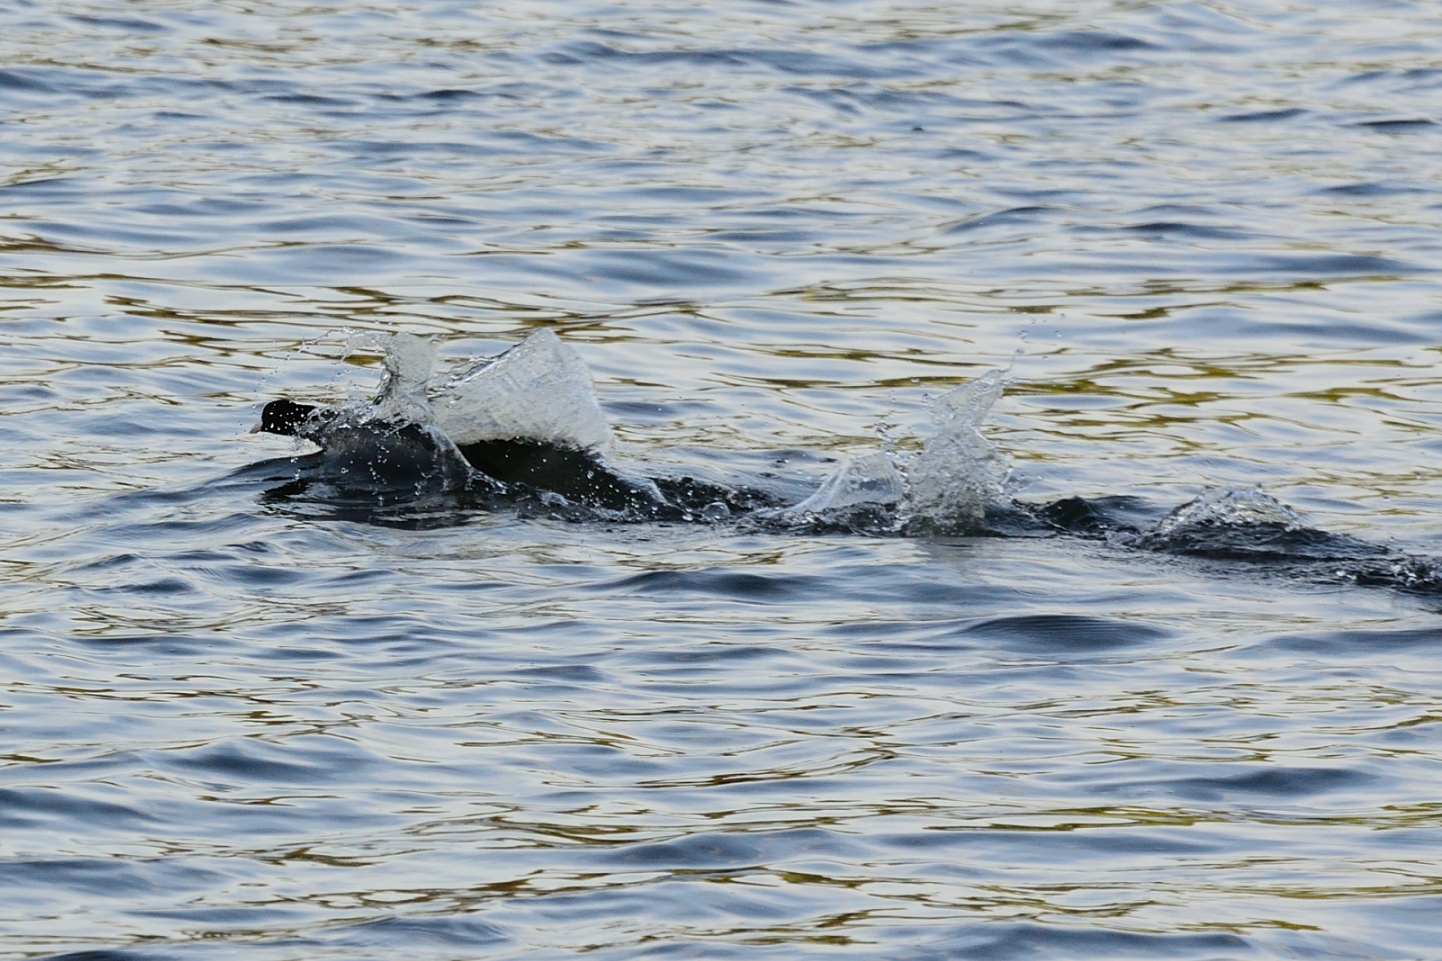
[3,0,1442,958]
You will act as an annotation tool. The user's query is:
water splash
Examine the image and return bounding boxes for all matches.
[902,370,1009,534]
[1114,487,1315,558]
[771,370,1009,534]
[1150,487,1305,537]
[429,329,615,455]
[768,452,907,530]
[373,332,439,425]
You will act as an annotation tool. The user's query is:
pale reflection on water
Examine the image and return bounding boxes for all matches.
[2,0,1442,958]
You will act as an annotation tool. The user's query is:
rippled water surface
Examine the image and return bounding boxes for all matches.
[4,1,1442,958]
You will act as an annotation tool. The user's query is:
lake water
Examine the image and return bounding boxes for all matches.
[3,1,1442,958]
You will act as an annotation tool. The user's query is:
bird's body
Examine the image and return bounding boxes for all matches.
[254,398,665,512]
[254,399,473,494]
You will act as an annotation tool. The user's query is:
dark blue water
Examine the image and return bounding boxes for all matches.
[3,2,1442,958]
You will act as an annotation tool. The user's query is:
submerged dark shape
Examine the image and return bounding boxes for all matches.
[1020,490,1442,598]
